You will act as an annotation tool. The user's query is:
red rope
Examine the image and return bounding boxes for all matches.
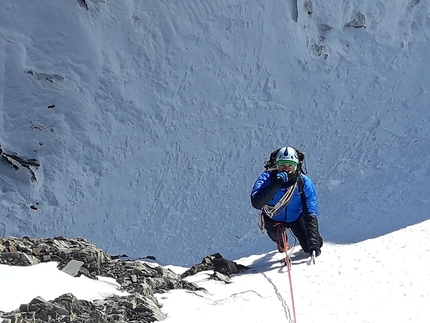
[281,228,297,323]
[275,222,288,252]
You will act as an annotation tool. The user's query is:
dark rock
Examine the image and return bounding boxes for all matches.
[0,237,201,323]
[0,251,39,266]
[181,252,249,278]
[0,149,40,181]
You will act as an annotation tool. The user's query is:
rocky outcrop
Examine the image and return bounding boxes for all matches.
[0,237,248,322]
[0,236,110,276]
[0,236,201,323]
[181,252,249,279]
[1,293,166,323]
[0,146,40,182]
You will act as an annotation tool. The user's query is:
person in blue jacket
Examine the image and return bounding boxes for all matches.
[251,146,323,256]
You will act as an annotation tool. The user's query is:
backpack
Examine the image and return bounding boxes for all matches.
[263,147,307,174]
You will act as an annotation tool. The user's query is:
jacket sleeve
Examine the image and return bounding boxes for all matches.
[302,176,323,248]
[250,172,279,210]
[304,213,323,248]
[303,175,318,216]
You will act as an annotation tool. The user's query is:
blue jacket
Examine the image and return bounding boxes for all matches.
[251,171,318,223]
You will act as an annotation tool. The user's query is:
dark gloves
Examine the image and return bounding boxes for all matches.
[309,245,321,257]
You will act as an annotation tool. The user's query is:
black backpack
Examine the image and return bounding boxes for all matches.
[263,147,307,174]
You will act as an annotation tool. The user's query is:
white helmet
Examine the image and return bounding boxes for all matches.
[276,147,299,168]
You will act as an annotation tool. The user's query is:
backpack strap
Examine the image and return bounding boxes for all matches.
[297,174,309,215]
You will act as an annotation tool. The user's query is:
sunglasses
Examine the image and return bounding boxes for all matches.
[277,160,297,168]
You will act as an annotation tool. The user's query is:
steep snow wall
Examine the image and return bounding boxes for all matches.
[0,0,429,264]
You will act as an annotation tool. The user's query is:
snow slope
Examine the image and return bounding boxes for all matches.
[2,219,429,322]
[157,219,430,323]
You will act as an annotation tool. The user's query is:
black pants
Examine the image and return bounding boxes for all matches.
[263,213,323,253]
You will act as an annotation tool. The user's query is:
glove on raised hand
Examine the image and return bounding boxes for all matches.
[275,171,289,185]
